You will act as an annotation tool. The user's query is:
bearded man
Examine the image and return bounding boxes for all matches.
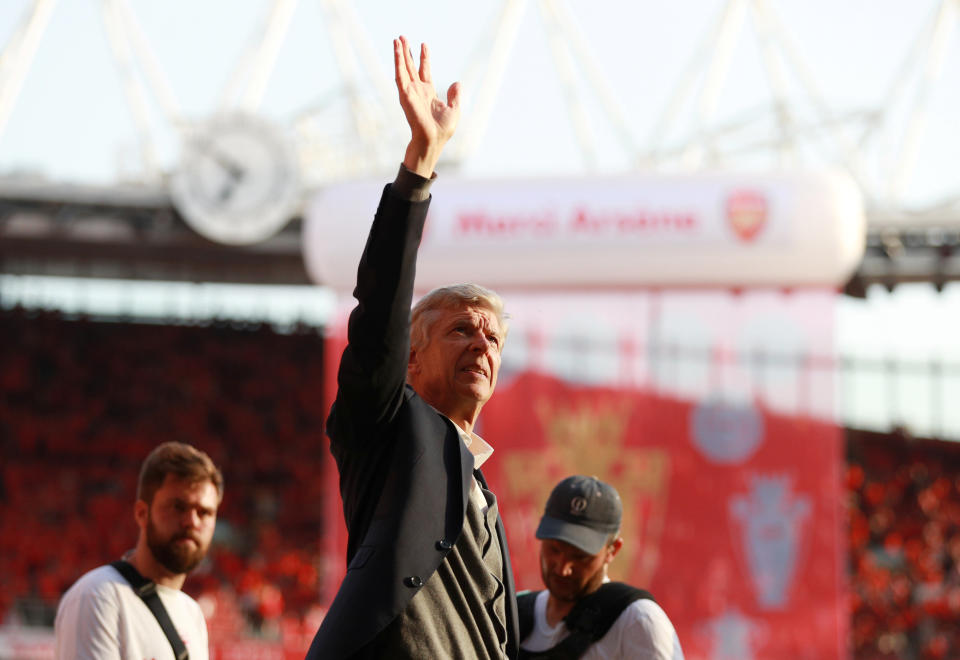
[55,441,223,660]
[519,476,683,659]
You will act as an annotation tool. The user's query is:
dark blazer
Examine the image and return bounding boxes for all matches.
[306,184,520,659]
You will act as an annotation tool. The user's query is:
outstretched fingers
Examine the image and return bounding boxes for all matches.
[393,38,407,88]
[401,35,418,86]
[419,43,432,84]
[446,81,461,111]
[393,36,460,177]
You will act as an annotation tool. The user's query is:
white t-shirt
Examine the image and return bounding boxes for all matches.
[54,564,209,660]
[521,589,685,660]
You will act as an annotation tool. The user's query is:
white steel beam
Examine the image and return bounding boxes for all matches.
[451,0,528,164]
[113,0,182,126]
[539,0,597,168]
[320,0,382,152]
[547,0,638,155]
[888,0,957,203]
[0,0,57,142]
[219,0,299,113]
[750,0,796,165]
[100,0,160,178]
[754,0,865,182]
[644,0,746,167]
[693,0,746,165]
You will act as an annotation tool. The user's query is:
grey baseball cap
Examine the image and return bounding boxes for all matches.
[535,475,622,555]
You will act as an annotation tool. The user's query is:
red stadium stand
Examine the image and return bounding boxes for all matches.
[4,308,960,658]
[0,308,326,655]
[847,429,960,659]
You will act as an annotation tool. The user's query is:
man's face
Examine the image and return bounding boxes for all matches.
[141,474,218,576]
[539,537,620,602]
[408,304,503,415]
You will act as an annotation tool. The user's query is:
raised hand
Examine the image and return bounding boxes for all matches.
[394,35,461,178]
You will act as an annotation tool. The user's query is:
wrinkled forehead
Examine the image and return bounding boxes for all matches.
[440,304,503,332]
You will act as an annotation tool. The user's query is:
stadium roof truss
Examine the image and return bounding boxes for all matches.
[0,0,959,291]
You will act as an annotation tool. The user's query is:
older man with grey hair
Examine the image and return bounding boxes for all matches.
[306,36,519,659]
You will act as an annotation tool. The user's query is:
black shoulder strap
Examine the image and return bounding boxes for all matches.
[519,582,654,660]
[111,560,189,660]
[565,582,654,640]
[517,589,540,642]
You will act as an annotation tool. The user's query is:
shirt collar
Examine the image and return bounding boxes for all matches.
[450,419,494,470]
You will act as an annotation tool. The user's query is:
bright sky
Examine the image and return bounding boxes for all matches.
[0,0,956,205]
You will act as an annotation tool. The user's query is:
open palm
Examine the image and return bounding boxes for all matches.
[394,36,461,177]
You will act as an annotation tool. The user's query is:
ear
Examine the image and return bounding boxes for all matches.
[408,346,420,377]
[134,499,148,530]
[605,537,623,565]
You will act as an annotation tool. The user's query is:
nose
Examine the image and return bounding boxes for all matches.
[554,560,574,577]
[182,508,201,529]
[469,330,494,353]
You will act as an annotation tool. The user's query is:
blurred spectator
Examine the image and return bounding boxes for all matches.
[6,308,960,658]
[847,428,960,659]
[0,308,327,647]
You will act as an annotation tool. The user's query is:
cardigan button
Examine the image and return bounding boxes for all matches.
[435,539,453,551]
[403,576,423,588]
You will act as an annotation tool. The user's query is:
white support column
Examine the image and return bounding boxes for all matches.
[754,0,865,181]
[539,0,597,169]
[690,0,746,168]
[100,0,160,179]
[336,0,396,124]
[113,0,182,127]
[450,0,528,165]
[548,0,638,155]
[749,0,796,165]
[0,0,57,143]
[218,0,299,113]
[320,0,379,151]
[645,0,745,167]
[888,0,957,204]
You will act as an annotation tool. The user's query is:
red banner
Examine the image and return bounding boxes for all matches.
[319,290,847,659]
[480,370,846,660]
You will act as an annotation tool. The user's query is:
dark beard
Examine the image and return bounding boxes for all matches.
[146,515,206,575]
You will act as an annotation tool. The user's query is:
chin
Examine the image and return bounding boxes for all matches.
[459,386,491,402]
[545,579,579,601]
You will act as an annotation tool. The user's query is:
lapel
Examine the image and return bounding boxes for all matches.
[474,467,521,659]
[447,417,522,657]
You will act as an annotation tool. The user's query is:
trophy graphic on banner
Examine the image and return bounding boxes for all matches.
[729,474,810,609]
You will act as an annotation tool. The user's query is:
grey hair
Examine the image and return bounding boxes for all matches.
[410,283,509,351]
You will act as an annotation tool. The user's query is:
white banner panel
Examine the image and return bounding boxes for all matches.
[303,171,864,292]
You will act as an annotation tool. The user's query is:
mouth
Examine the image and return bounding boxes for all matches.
[174,535,200,546]
[546,576,576,593]
[461,365,488,379]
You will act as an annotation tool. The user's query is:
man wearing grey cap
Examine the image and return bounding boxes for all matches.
[518,475,684,659]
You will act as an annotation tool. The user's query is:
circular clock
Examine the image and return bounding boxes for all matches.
[170,114,302,245]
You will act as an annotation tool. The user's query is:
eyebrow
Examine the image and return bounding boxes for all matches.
[170,497,216,515]
[448,313,501,331]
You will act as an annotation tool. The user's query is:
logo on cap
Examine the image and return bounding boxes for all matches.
[570,496,589,515]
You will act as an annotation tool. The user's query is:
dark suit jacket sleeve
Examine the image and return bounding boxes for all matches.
[330,183,430,437]
[325,180,432,549]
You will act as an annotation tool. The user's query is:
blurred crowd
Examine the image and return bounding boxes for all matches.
[0,309,329,649]
[4,310,960,658]
[847,429,960,659]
